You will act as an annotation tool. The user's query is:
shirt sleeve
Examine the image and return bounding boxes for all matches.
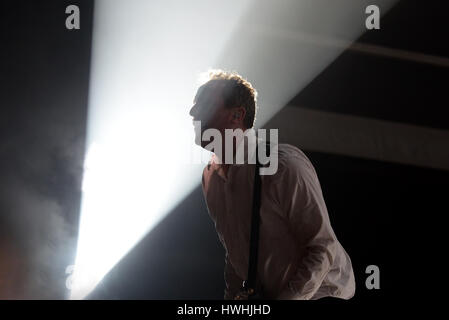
[274,154,338,300]
[224,253,243,300]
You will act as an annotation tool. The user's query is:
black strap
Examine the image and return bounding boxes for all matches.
[244,140,270,296]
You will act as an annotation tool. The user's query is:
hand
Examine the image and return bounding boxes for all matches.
[233,290,250,300]
[234,287,260,300]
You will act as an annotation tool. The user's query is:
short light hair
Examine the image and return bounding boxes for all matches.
[198,69,258,128]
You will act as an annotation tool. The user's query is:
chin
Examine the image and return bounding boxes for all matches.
[194,126,207,147]
[194,134,202,146]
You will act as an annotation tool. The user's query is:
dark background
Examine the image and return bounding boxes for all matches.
[0,0,93,298]
[1,0,448,306]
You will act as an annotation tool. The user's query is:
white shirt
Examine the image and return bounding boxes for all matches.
[201,141,356,300]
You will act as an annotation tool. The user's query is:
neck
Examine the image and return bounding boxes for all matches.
[215,126,254,165]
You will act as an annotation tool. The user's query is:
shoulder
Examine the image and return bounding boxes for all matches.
[270,143,315,181]
[263,144,321,213]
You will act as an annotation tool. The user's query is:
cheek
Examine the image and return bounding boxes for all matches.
[212,116,230,132]
[205,110,222,126]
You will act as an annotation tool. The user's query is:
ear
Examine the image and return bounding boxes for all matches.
[231,107,246,125]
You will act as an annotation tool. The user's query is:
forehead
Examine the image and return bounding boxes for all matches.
[194,82,224,103]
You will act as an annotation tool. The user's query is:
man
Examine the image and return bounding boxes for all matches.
[189,70,355,300]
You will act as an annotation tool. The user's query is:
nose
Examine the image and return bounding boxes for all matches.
[189,104,197,118]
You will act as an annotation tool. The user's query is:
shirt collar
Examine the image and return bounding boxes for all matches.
[208,128,261,180]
